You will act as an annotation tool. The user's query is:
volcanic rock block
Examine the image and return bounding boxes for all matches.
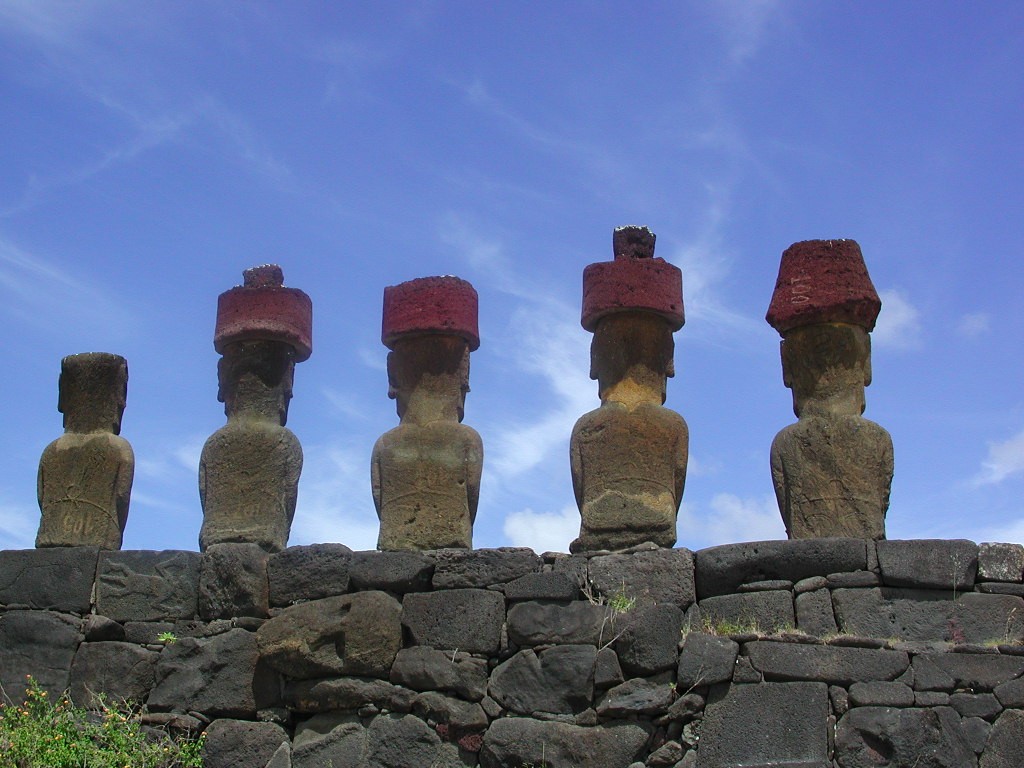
[284,677,416,714]
[506,600,609,646]
[389,647,488,701]
[796,588,839,636]
[767,239,893,540]
[912,653,1024,692]
[613,603,684,676]
[676,632,739,689]
[981,710,1024,768]
[697,590,795,634]
[596,674,675,717]
[978,542,1024,583]
[268,543,352,606]
[571,226,688,552]
[489,645,597,715]
[876,539,978,589]
[95,549,201,622]
[348,550,434,592]
[834,706,976,768]
[744,641,910,685]
[589,547,696,609]
[373,276,483,551]
[430,547,541,588]
[0,610,82,701]
[69,641,158,708]
[200,266,311,553]
[0,546,98,613]
[479,717,650,768]
[257,591,403,680]
[201,719,289,768]
[698,682,829,768]
[36,352,134,549]
[198,543,270,619]
[401,588,504,654]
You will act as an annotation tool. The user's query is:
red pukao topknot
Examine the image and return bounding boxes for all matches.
[382,275,480,351]
[214,265,312,361]
[766,239,881,334]
[581,226,684,332]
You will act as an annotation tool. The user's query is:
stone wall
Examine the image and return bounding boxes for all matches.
[1,539,1023,767]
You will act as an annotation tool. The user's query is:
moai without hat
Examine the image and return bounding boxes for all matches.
[569,226,688,553]
[36,352,134,549]
[199,265,311,553]
[372,276,483,551]
[766,238,894,540]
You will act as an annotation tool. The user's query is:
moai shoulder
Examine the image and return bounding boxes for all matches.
[371,276,483,551]
[766,239,894,540]
[36,352,134,549]
[199,265,311,553]
[569,226,688,553]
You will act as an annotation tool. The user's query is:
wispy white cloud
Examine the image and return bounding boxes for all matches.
[503,505,579,554]
[0,499,36,550]
[973,427,1024,486]
[873,288,922,350]
[957,312,991,339]
[707,0,783,68]
[678,493,786,549]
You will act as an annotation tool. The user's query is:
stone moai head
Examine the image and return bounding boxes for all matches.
[214,264,312,425]
[766,239,880,418]
[582,226,683,403]
[381,276,479,424]
[58,352,128,434]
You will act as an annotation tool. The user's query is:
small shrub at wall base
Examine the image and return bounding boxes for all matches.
[0,676,204,768]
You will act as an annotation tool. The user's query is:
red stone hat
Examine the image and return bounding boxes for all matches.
[382,275,480,351]
[581,226,684,332]
[766,239,881,335]
[215,265,313,361]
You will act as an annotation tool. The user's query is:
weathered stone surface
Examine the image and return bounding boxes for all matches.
[677,632,738,689]
[981,709,1024,768]
[589,547,696,609]
[69,641,158,707]
[977,542,1024,583]
[949,692,1001,719]
[284,677,415,714]
[745,641,910,685]
[349,550,434,592]
[827,569,881,588]
[293,713,464,768]
[695,538,866,599]
[835,706,976,768]
[597,674,675,717]
[595,646,625,688]
[374,293,483,551]
[215,264,312,360]
[96,550,201,622]
[962,716,990,756]
[698,590,795,634]
[265,741,291,768]
[796,587,839,636]
[0,547,98,613]
[198,543,269,619]
[267,543,352,606]
[149,628,271,718]
[833,588,1024,643]
[914,653,1024,691]
[507,600,608,646]
[258,591,402,679]
[82,614,124,641]
[401,588,504,653]
[36,353,133,549]
[698,681,829,768]
[291,718,364,766]
[479,717,650,768]
[431,547,541,588]
[0,610,81,700]
[201,719,288,768]
[571,313,688,552]
[848,681,914,707]
[389,647,487,701]
[490,645,596,715]
[876,539,978,590]
[612,603,683,676]
[412,690,488,732]
[993,673,1024,707]
[502,571,579,601]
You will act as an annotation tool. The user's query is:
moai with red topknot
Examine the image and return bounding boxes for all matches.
[569,226,688,553]
[36,353,134,549]
[199,265,311,552]
[372,276,483,551]
[767,239,894,540]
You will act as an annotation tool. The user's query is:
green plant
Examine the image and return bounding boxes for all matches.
[0,676,204,767]
[157,631,178,645]
[606,585,636,614]
[700,616,762,636]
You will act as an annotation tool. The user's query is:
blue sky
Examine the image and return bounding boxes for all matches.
[1,1,1022,554]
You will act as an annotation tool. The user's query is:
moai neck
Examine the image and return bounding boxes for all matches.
[782,323,871,419]
[388,335,469,426]
[592,312,673,410]
[219,340,295,426]
[59,353,128,434]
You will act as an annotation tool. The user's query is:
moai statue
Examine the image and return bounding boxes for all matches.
[569,226,688,553]
[372,276,483,551]
[36,353,134,549]
[766,239,894,540]
[199,265,311,553]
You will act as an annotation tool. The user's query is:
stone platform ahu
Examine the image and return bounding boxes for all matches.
[372,275,483,551]
[199,264,312,553]
[570,225,688,553]
[767,239,894,540]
